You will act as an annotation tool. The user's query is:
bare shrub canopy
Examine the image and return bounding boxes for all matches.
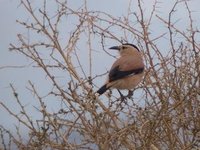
[1,0,200,149]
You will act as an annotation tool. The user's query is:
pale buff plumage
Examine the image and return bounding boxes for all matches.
[97,43,144,95]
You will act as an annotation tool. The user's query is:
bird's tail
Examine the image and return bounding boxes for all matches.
[97,84,109,95]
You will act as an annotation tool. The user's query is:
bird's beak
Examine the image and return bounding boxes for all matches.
[109,46,120,50]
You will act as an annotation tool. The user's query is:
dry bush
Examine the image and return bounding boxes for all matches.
[1,0,200,149]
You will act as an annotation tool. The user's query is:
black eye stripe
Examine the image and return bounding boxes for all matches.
[122,43,140,51]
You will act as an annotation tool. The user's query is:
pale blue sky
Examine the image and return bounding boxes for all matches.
[0,0,200,136]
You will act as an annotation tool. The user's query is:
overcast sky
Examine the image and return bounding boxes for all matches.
[0,0,200,135]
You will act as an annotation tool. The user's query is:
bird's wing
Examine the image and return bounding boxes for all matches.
[108,65,144,82]
[108,56,144,82]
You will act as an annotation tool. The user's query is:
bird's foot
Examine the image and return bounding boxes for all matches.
[127,90,134,98]
[117,90,127,101]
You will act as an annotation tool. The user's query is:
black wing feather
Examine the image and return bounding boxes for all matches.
[97,84,109,95]
[109,66,144,82]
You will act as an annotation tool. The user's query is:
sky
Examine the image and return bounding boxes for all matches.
[0,0,200,140]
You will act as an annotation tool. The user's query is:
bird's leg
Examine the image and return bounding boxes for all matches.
[117,90,127,101]
[116,90,128,110]
[127,90,134,98]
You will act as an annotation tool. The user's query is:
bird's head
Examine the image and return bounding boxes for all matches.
[109,43,140,56]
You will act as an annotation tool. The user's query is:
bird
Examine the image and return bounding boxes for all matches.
[97,43,144,96]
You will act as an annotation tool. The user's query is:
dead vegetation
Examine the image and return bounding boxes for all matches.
[0,0,200,149]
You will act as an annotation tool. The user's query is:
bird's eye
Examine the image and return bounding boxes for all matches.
[122,46,127,49]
